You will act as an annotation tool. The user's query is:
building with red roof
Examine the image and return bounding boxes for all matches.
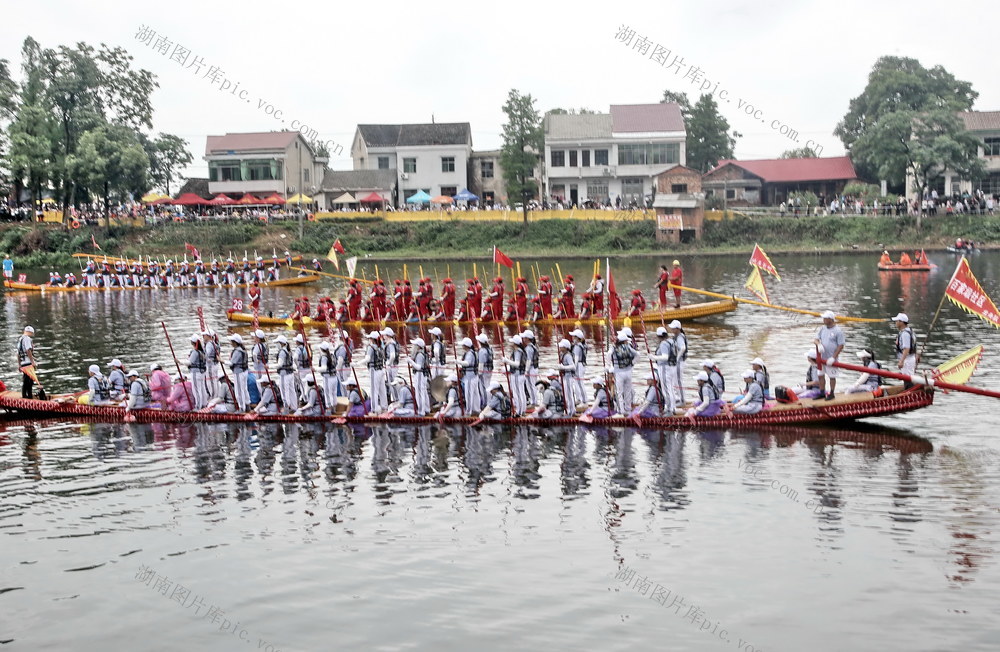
[702,156,859,206]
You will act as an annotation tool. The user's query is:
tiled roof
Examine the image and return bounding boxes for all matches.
[708,157,858,183]
[358,123,472,148]
[320,169,397,192]
[205,131,299,155]
[611,103,685,133]
[959,110,1000,132]
[544,113,613,140]
[177,178,210,197]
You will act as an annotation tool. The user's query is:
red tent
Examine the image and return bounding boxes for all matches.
[149,197,173,205]
[236,194,264,205]
[207,194,236,205]
[360,192,384,204]
[173,193,209,205]
[260,193,286,205]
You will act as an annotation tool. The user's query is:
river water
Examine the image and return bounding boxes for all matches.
[2,251,999,651]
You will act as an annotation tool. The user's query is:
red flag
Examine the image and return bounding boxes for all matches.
[185,242,200,259]
[608,262,620,319]
[493,246,514,269]
[333,238,346,254]
[945,258,1000,328]
[91,234,102,251]
[749,244,780,280]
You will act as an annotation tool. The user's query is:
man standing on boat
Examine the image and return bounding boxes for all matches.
[501,334,528,416]
[17,325,36,399]
[589,274,605,315]
[813,310,845,400]
[650,327,678,414]
[669,260,684,309]
[228,334,250,412]
[521,330,539,406]
[363,331,388,414]
[538,275,554,317]
[187,335,208,409]
[405,337,431,416]
[382,328,400,398]
[893,313,918,387]
[669,320,688,404]
[203,331,220,399]
[570,329,589,407]
[653,264,670,308]
[457,337,481,414]
[609,330,638,410]
[251,330,268,392]
[476,333,493,400]
[274,335,297,412]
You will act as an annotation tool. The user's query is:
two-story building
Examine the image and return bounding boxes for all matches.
[204,131,326,199]
[351,123,472,205]
[543,103,686,207]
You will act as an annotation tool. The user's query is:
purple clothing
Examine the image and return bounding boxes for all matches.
[692,399,725,417]
[347,403,366,417]
[149,369,172,404]
[587,407,611,419]
[167,382,193,411]
[631,407,660,419]
[795,387,823,400]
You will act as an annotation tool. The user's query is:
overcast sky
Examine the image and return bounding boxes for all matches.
[5,0,999,179]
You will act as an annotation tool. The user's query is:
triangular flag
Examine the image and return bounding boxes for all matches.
[345,256,358,279]
[326,242,340,270]
[932,345,984,386]
[945,258,1000,328]
[333,238,346,254]
[607,259,620,319]
[749,244,780,280]
[745,266,769,304]
[493,246,514,269]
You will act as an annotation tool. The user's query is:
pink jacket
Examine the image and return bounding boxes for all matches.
[167,381,193,411]
[149,369,172,404]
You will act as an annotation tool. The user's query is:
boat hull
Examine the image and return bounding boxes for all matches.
[0,385,933,429]
[878,264,931,272]
[3,275,320,293]
[227,298,739,329]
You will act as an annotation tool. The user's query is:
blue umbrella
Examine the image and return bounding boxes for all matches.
[454,188,479,202]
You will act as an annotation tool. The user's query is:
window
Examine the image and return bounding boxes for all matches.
[622,178,643,199]
[303,167,310,183]
[617,143,680,165]
[440,186,457,197]
[403,158,416,173]
[378,156,390,169]
[726,188,737,200]
[569,150,578,167]
[551,150,565,167]
[587,180,608,201]
[209,160,243,182]
[551,184,565,199]
[442,157,455,173]
[671,183,688,193]
[582,150,590,167]
[480,160,494,178]
[595,149,609,166]
[985,138,1000,157]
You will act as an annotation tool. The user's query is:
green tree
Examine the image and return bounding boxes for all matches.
[501,89,543,226]
[660,90,691,113]
[70,124,149,224]
[780,146,819,159]
[685,94,739,172]
[835,56,977,182]
[865,109,983,227]
[147,133,192,196]
[5,38,53,215]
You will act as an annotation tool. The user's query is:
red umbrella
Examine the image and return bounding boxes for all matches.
[260,193,286,205]
[207,194,236,205]
[236,194,264,205]
[360,192,385,204]
[173,193,210,205]
[149,197,173,205]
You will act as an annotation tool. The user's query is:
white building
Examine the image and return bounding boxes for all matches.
[351,123,472,206]
[905,111,1000,202]
[204,131,326,198]
[543,104,686,207]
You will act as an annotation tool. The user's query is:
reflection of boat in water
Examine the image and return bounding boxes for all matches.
[728,422,934,454]
[3,274,320,293]
[878,263,932,272]
[0,385,934,429]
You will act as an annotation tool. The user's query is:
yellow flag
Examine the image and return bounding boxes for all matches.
[326,243,340,270]
[932,345,984,386]
[745,266,769,304]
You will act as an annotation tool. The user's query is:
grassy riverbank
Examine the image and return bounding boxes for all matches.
[2,214,996,268]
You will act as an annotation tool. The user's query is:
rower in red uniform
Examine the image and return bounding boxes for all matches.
[669,260,683,309]
[347,280,362,319]
[416,279,431,318]
[485,276,505,320]
[402,279,414,315]
[628,289,647,316]
[530,296,543,321]
[440,278,456,319]
[315,297,330,321]
[515,276,529,320]
[560,275,576,318]
[579,292,594,319]
[654,264,670,307]
[469,278,483,317]
[392,280,405,320]
[590,274,605,314]
[371,280,388,321]
[423,277,435,308]
[248,280,261,311]
[457,297,470,321]
[335,299,349,323]
[537,275,553,317]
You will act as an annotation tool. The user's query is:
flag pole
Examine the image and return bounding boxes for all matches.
[919,256,963,360]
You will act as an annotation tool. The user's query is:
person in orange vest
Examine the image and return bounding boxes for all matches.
[538,275,554,317]
[653,264,670,307]
[914,250,928,265]
[899,251,912,265]
[628,289,647,316]
[879,250,893,266]
[668,260,684,308]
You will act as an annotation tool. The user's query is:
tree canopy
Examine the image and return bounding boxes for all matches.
[780,147,819,159]
[663,90,738,172]
[501,89,543,225]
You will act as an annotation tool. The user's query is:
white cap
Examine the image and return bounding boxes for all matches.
[345,378,357,386]
[254,329,265,339]
[391,376,406,386]
[570,329,584,338]
[476,333,489,343]
[616,331,627,342]
[656,327,668,336]
[558,339,570,349]
[127,369,139,377]
[751,357,764,366]
[856,349,873,359]
[892,313,909,323]
[695,371,710,382]
[190,334,200,343]
[412,338,425,347]
[150,363,161,371]
[622,327,633,336]
[821,310,836,320]
[295,334,305,343]
[201,330,213,336]
[381,327,395,337]
[428,327,443,336]
[275,335,288,344]
[741,369,754,379]
[319,342,331,350]
[259,377,272,384]
[701,359,714,368]
[592,378,605,386]
[460,337,472,348]
[806,350,817,359]
[110,359,123,367]
[546,369,560,378]
[446,373,458,382]
[644,372,656,381]
[88,364,101,375]
[509,334,522,344]
[367,331,380,339]
[668,320,682,329]
[229,334,243,344]
[489,381,503,391]
[521,329,535,339]
[24,325,34,333]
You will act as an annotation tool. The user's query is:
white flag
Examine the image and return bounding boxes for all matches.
[346,256,358,278]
